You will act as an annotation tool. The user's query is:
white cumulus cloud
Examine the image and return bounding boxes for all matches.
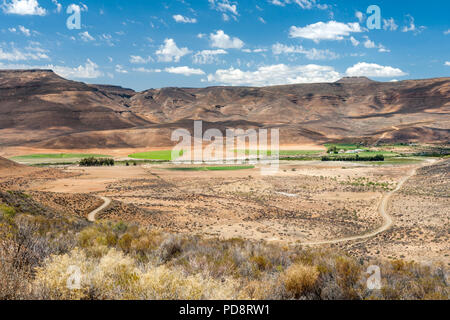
[207,64,341,86]
[2,0,46,16]
[0,46,48,61]
[52,59,103,79]
[346,62,407,78]
[165,66,205,76]
[208,0,238,17]
[210,30,244,49]
[289,21,362,42]
[156,38,191,62]
[173,14,197,23]
[0,59,102,79]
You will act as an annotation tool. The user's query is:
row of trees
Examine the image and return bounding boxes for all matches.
[79,157,115,167]
[322,155,385,162]
[327,145,339,154]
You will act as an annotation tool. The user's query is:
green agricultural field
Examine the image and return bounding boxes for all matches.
[235,149,270,156]
[324,143,365,151]
[280,150,323,156]
[11,153,110,160]
[10,153,112,166]
[340,157,425,166]
[167,165,255,171]
[357,151,399,157]
[338,151,400,158]
[236,150,322,156]
[132,150,322,160]
[129,150,183,161]
[371,157,426,165]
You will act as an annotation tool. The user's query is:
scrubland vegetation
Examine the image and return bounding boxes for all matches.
[340,177,393,191]
[1,156,448,300]
[1,190,448,300]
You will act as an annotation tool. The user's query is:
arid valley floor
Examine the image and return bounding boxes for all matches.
[1,146,448,266]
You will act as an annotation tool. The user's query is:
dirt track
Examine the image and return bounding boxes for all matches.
[301,161,434,246]
[88,196,111,222]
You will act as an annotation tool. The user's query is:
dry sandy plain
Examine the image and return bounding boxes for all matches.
[2,146,447,267]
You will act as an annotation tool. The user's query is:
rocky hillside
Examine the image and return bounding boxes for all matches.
[0,156,20,169]
[0,70,150,146]
[0,70,448,148]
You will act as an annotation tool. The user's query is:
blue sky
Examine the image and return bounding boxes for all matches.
[0,0,449,91]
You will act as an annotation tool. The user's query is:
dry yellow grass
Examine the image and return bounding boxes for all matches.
[282,264,320,298]
[1,190,449,300]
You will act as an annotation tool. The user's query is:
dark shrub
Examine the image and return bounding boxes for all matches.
[322,155,384,162]
[80,157,115,167]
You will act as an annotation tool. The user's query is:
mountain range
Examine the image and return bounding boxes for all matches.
[0,70,448,149]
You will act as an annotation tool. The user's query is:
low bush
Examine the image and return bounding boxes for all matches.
[282,263,319,298]
[33,247,239,300]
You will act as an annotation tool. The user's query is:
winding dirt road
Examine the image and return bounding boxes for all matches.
[88,196,111,222]
[301,160,433,246]
[85,161,435,245]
